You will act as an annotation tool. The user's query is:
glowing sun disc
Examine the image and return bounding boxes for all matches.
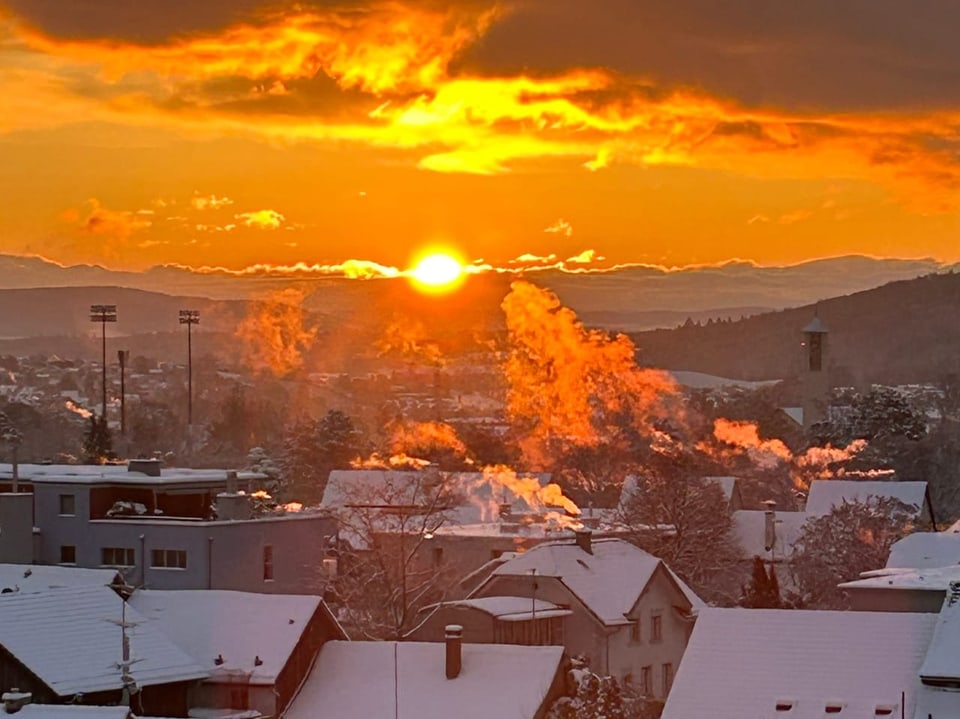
[410,252,464,291]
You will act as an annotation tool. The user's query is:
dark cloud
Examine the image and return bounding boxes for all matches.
[455,0,960,111]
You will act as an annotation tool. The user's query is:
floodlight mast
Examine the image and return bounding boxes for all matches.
[179,310,200,425]
[89,305,117,419]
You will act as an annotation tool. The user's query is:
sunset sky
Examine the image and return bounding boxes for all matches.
[3,0,960,275]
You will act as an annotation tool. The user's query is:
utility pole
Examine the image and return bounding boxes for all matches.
[118,350,130,436]
[89,305,117,420]
[178,310,200,426]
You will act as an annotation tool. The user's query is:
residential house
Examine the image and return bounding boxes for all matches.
[0,585,208,716]
[128,589,345,719]
[284,628,565,719]
[0,462,336,594]
[418,533,702,697]
[661,608,938,719]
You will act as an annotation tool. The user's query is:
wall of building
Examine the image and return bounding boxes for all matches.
[408,605,500,644]
[846,586,945,613]
[474,574,609,673]
[0,493,34,563]
[617,567,695,698]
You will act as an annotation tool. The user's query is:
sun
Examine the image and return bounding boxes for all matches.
[409,251,465,293]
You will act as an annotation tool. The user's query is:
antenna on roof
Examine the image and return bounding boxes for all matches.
[106,586,142,707]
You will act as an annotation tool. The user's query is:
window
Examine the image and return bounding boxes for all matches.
[60,545,76,564]
[150,549,187,569]
[630,620,641,643]
[432,546,444,567]
[263,545,274,581]
[102,547,135,567]
[640,665,653,696]
[650,612,663,642]
[662,662,674,696]
[59,494,75,516]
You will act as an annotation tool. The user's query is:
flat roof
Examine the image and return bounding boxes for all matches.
[0,463,266,487]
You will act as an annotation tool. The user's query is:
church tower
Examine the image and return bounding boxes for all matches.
[800,313,830,430]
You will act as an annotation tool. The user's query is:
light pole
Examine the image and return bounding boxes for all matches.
[118,350,130,436]
[89,305,117,420]
[179,310,200,425]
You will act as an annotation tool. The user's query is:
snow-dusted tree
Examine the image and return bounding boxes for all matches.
[790,496,917,609]
[739,556,782,608]
[328,470,462,640]
[547,657,661,719]
[618,450,742,604]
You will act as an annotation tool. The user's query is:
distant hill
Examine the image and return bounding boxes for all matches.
[631,271,960,385]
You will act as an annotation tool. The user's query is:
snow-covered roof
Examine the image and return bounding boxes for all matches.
[619,475,739,510]
[0,585,208,696]
[732,509,808,560]
[839,565,960,592]
[426,596,572,621]
[484,537,703,625]
[918,589,960,683]
[0,564,121,594]
[0,463,264,486]
[666,371,778,390]
[804,480,927,517]
[14,707,130,719]
[780,406,804,425]
[284,641,563,719]
[324,470,554,525]
[128,589,322,685]
[661,608,937,719]
[887,530,960,569]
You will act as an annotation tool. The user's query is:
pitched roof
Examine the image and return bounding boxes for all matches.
[284,641,563,719]
[128,589,322,685]
[484,538,703,625]
[804,480,927,517]
[15,707,130,719]
[425,596,572,621]
[0,585,208,696]
[838,565,960,592]
[887,529,960,569]
[918,588,960,683]
[0,564,121,595]
[661,608,937,719]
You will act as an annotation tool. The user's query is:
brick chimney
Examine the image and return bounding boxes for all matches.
[574,528,593,554]
[445,624,463,680]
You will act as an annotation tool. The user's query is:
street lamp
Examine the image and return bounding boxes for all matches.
[179,309,200,425]
[89,304,117,419]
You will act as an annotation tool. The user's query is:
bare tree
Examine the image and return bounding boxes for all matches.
[328,470,464,640]
[789,496,917,609]
[618,452,742,604]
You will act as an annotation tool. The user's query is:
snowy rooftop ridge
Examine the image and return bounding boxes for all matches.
[485,537,703,625]
[0,564,121,595]
[661,608,937,719]
[804,479,927,517]
[0,585,208,696]
[284,641,563,719]
[128,589,322,685]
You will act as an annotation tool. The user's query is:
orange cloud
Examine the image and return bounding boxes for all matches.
[64,198,151,239]
[191,193,233,211]
[235,209,285,229]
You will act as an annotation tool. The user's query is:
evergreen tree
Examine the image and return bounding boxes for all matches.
[82,415,112,464]
[740,556,781,608]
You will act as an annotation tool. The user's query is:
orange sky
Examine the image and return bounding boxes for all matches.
[2,0,960,274]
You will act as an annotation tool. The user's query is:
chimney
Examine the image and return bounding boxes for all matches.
[226,470,239,494]
[763,499,777,553]
[444,624,463,680]
[2,690,31,714]
[574,528,593,555]
[498,502,512,520]
[128,458,162,477]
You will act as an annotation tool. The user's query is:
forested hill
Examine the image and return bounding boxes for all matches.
[630,271,960,385]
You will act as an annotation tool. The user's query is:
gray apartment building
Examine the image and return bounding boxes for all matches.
[0,460,337,594]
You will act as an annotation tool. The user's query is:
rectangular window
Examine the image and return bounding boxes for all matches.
[662,663,674,696]
[60,545,76,564]
[263,545,274,581]
[150,549,187,569]
[59,494,76,516]
[101,547,135,567]
[432,546,444,567]
[630,620,641,643]
[640,665,652,696]
[650,612,663,642]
